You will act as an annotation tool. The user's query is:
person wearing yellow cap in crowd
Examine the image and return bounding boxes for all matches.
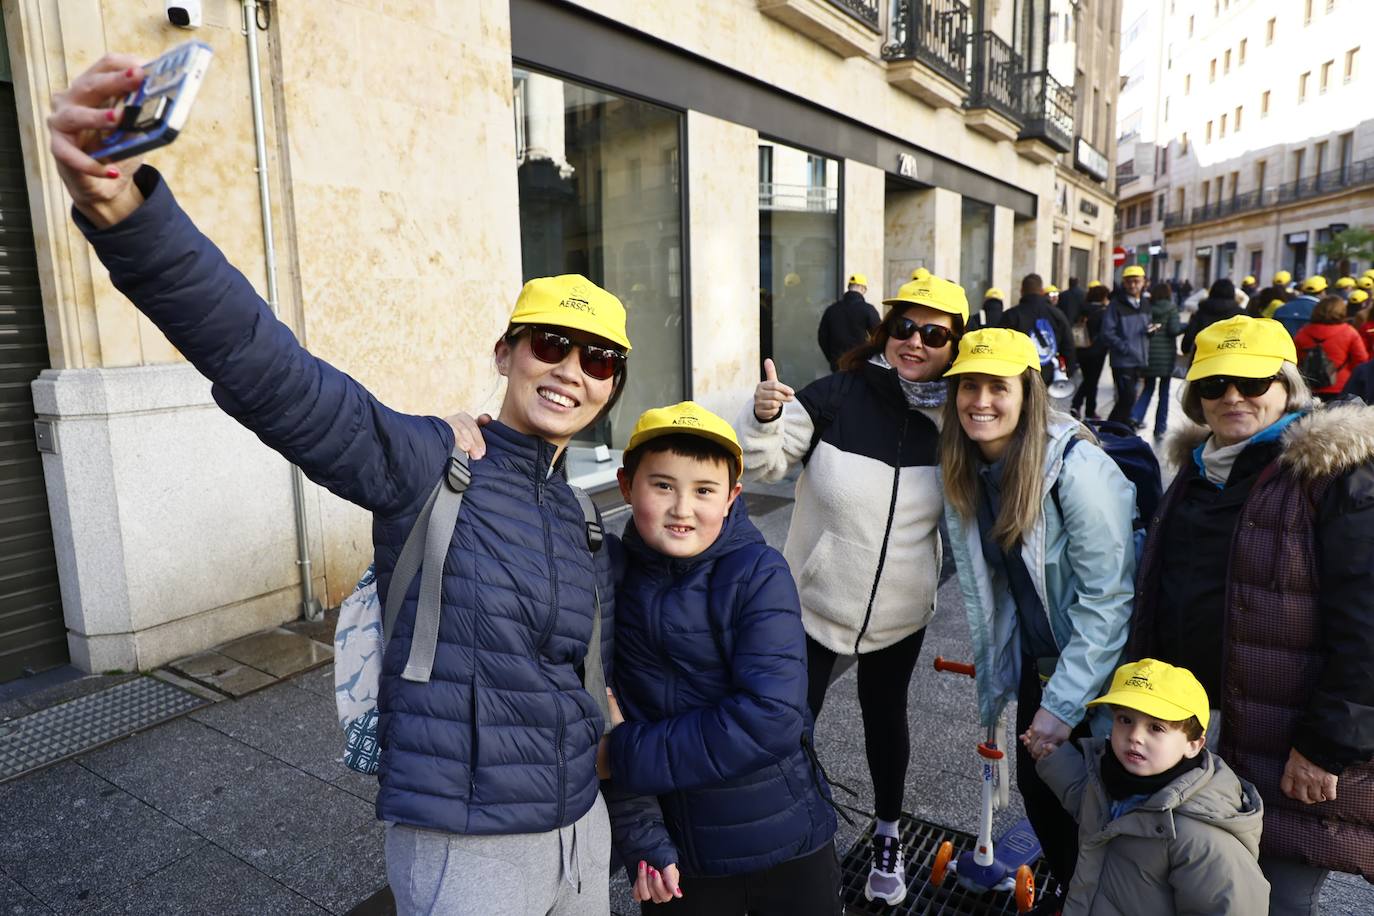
[1273,274,1328,337]
[1251,269,1296,318]
[940,327,1138,908]
[57,88,637,912]
[1045,284,1060,308]
[817,272,880,372]
[739,271,968,906]
[1057,277,1088,327]
[1001,273,1080,390]
[1352,289,1374,364]
[967,286,1005,331]
[1335,276,1358,300]
[1036,659,1269,915]
[1127,315,1374,915]
[1241,274,1259,299]
[1359,275,1374,292]
[1101,265,1152,425]
[600,401,841,914]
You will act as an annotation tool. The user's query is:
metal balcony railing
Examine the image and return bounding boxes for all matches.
[758,182,839,212]
[827,0,881,28]
[1018,70,1074,152]
[883,0,970,88]
[1167,157,1374,231]
[966,31,1024,123]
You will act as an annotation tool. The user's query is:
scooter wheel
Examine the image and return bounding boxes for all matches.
[1014,865,1036,912]
[931,840,954,886]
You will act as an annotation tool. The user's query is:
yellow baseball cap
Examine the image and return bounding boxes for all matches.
[1337,276,1357,289]
[1358,276,1374,290]
[1274,270,1292,285]
[1242,275,1256,285]
[1301,275,1328,294]
[1087,659,1210,731]
[1087,280,1103,288]
[1364,268,1374,278]
[1122,265,1146,279]
[848,273,868,286]
[1046,284,1060,294]
[1350,289,1370,305]
[984,287,1005,301]
[910,267,931,281]
[625,401,743,478]
[882,272,970,322]
[1186,315,1296,381]
[508,275,632,350]
[945,328,1040,378]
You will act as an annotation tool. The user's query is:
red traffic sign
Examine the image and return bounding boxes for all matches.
[1112,246,1127,267]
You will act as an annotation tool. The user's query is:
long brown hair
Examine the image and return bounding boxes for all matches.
[838,305,965,373]
[940,368,1053,551]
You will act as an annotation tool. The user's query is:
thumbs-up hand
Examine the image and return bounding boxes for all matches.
[753,358,795,422]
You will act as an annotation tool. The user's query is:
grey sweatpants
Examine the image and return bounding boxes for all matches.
[384,793,611,916]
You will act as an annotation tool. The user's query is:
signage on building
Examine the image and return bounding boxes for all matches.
[897,153,919,180]
[1148,244,1163,255]
[1079,199,1099,217]
[1196,246,1213,257]
[1287,231,1309,244]
[1074,137,1109,182]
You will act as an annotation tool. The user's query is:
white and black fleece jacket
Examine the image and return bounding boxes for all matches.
[737,362,944,655]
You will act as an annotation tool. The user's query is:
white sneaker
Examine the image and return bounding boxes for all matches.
[863,834,906,906]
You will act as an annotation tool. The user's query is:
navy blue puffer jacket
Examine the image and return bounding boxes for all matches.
[605,501,836,877]
[79,169,614,836]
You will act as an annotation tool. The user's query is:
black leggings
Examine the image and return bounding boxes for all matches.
[806,629,926,822]
[1015,657,1091,894]
[642,842,842,916]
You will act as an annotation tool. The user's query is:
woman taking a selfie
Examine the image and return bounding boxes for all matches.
[737,272,966,907]
[51,55,624,916]
[940,328,1137,905]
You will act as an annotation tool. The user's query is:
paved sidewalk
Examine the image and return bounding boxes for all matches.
[3,377,1372,913]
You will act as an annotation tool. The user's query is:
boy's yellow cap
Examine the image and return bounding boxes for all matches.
[1087,659,1210,731]
[1087,280,1103,288]
[984,287,1004,301]
[1243,275,1256,286]
[848,273,868,286]
[1186,315,1296,381]
[508,275,632,350]
[1274,270,1292,285]
[1337,276,1357,289]
[1358,276,1374,290]
[945,328,1040,378]
[882,272,970,322]
[1350,289,1369,305]
[1301,275,1328,294]
[1045,284,1060,294]
[625,401,743,477]
[1122,265,1146,279]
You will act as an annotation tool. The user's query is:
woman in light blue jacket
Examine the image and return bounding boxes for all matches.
[939,328,1137,906]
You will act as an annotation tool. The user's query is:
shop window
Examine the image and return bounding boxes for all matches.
[960,199,994,311]
[512,68,686,451]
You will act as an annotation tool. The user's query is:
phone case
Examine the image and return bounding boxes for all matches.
[91,40,214,164]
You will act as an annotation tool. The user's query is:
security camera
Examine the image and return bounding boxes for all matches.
[166,0,202,28]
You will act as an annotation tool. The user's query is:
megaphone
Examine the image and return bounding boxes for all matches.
[1048,357,1078,401]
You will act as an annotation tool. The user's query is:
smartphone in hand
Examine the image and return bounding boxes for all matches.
[91,40,214,163]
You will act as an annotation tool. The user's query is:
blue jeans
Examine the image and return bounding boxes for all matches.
[1130,375,1172,434]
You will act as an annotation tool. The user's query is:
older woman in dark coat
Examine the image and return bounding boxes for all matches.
[1128,315,1374,916]
[1130,282,1183,438]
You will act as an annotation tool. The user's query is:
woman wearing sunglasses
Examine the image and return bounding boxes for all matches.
[737,272,965,907]
[939,328,1137,908]
[1126,315,1374,916]
[51,57,629,916]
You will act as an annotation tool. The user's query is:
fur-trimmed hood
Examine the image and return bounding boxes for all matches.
[1163,402,1374,481]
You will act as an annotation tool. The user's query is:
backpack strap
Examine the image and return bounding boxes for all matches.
[571,486,612,732]
[385,446,470,684]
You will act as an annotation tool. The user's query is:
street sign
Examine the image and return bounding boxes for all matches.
[1113,246,1126,267]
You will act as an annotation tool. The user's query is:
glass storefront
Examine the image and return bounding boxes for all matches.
[512,68,686,451]
[759,141,840,385]
[960,198,994,305]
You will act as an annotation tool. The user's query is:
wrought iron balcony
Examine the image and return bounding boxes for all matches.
[1163,210,1188,230]
[1167,157,1374,231]
[1018,70,1074,153]
[883,0,970,88]
[966,31,1024,123]
[827,0,880,28]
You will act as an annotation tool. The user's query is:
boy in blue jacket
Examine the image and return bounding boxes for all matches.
[604,402,839,914]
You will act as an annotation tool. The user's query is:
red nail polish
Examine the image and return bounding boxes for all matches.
[125,68,135,78]
[105,109,117,123]
[105,167,120,179]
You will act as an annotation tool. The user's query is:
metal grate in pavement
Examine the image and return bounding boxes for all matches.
[0,676,207,782]
[840,813,1059,915]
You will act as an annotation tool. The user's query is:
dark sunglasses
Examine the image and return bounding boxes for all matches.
[889,316,956,349]
[523,326,626,381]
[1193,374,1280,400]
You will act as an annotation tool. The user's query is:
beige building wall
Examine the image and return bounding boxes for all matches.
[884,187,962,295]
[843,160,885,295]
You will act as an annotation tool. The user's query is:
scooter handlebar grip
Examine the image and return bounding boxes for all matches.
[933,656,976,678]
